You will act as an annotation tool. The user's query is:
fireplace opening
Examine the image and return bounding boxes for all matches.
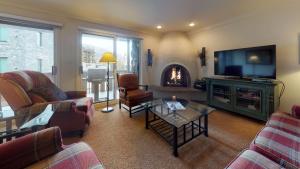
[161,64,191,87]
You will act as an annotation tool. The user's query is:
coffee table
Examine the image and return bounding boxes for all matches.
[143,98,215,157]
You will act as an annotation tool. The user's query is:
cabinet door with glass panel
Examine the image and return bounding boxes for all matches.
[211,84,233,109]
[235,86,263,114]
[80,33,141,103]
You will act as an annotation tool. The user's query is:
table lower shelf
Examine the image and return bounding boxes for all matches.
[146,113,208,156]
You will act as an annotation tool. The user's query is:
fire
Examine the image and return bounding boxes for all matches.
[170,67,181,83]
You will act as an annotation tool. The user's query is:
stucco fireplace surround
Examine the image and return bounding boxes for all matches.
[150,63,205,102]
[161,64,191,88]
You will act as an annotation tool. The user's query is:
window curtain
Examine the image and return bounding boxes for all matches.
[130,39,140,77]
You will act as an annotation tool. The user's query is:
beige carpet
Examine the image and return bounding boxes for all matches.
[64,105,264,169]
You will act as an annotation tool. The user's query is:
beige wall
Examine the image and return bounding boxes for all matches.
[0,2,160,90]
[188,2,300,111]
[148,32,198,86]
[2,1,300,112]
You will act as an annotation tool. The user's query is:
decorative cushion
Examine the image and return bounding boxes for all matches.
[65,91,87,99]
[0,78,33,111]
[226,149,283,169]
[267,112,300,136]
[1,71,33,91]
[47,142,104,169]
[32,84,67,101]
[251,127,300,168]
[28,92,47,103]
[24,71,52,88]
[291,105,300,119]
[0,127,63,169]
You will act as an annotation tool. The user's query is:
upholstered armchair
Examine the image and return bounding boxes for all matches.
[0,71,94,136]
[117,73,153,117]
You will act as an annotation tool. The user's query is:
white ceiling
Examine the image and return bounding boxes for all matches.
[0,0,281,33]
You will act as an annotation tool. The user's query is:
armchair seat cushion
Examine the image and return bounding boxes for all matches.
[125,89,153,102]
[250,127,300,168]
[267,112,300,137]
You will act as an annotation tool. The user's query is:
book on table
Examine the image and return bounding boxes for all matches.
[166,101,186,111]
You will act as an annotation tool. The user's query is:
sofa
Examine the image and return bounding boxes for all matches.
[0,127,104,169]
[0,71,95,136]
[226,106,300,169]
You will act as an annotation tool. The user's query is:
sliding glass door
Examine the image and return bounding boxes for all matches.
[116,38,140,75]
[80,33,141,102]
[81,34,115,102]
[0,23,56,109]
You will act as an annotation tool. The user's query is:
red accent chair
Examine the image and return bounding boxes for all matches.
[0,127,104,169]
[0,71,95,136]
[117,73,153,117]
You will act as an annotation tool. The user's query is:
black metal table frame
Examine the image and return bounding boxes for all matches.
[0,126,41,143]
[145,104,208,157]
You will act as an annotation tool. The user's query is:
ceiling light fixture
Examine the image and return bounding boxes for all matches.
[189,22,195,27]
[156,25,162,29]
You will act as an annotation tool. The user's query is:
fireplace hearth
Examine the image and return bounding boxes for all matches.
[161,64,191,87]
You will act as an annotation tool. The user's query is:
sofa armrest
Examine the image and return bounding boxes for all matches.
[49,102,87,135]
[138,85,149,91]
[65,91,86,99]
[119,87,127,97]
[291,105,300,119]
[52,101,77,113]
[0,127,63,169]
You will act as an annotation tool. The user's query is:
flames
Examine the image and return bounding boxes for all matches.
[170,67,181,83]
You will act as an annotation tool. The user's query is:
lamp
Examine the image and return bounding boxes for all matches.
[99,52,116,113]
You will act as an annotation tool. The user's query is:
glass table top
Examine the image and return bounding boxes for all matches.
[143,98,215,128]
[0,102,72,134]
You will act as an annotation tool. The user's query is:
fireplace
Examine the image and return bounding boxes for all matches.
[161,64,191,87]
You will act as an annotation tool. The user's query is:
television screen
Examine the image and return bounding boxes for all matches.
[214,45,276,79]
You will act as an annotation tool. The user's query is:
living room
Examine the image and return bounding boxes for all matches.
[0,0,300,169]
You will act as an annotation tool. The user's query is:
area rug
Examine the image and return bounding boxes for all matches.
[64,105,264,169]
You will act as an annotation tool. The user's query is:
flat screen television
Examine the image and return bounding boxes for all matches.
[214,45,276,79]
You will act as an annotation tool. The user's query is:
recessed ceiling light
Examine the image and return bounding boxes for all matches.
[156,25,162,29]
[189,22,195,27]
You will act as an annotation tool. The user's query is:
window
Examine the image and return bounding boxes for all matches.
[0,18,59,110]
[116,38,140,75]
[80,33,141,102]
[0,27,8,42]
[36,32,43,47]
[37,58,42,71]
[0,57,8,73]
[0,24,54,72]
